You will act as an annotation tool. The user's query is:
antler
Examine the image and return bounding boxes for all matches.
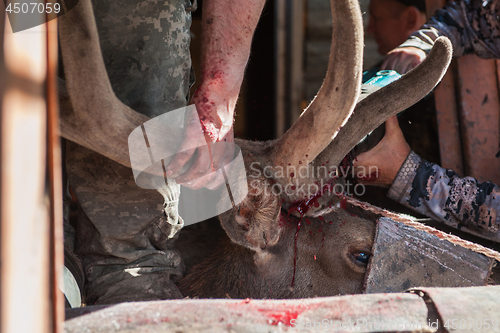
[271,0,363,177]
[312,36,453,168]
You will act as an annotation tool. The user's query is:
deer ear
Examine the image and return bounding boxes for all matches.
[218,179,282,252]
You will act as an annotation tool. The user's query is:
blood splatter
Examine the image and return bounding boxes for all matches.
[258,309,303,326]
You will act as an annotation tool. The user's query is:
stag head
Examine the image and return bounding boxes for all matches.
[179,0,452,298]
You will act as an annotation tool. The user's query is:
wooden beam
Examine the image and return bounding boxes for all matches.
[274,0,304,137]
[434,62,464,174]
[456,56,500,183]
[46,14,64,333]
[275,0,286,137]
[426,0,465,175]
[1,9,50,333]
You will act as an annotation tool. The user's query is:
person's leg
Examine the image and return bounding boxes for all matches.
[67,144,185,304]
[62,0,194,304]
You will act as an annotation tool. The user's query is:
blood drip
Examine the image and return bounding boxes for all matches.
[340,195,347,210]
[287,181,335,287]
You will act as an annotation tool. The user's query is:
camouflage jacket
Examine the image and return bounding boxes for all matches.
[400,0,500,58]
[388,151,500,242]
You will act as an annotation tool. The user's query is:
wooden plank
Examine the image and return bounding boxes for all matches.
[435,64,464,175]
[306,0,332,40]
[414,286,500,333]
[289,0,304,125]
[274,0,304,136]
[46,15,64,333]
[274,0,286,137]
[497,59,500,149]
[426,0,465,174]
[456,56,500,184]
[1,11,50,333]
[65,294,432,332]
[364,218,492,294]
[0,1,5,328]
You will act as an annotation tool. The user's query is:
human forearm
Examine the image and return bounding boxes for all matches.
[388,152,500,242]
[401,0,500,58]
[193,0,266,140]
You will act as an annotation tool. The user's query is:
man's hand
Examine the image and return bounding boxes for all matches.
[165,0,266,190]
[380,46,427,74]
[165,85,236,190]
[353,116,411,186]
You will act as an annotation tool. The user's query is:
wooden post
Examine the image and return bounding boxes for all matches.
[427,0,500,183]
[426,0,464,176]
[0,2,61,332]
[275,0,304,137]
[46,13,64,333]
[456,56,500,183]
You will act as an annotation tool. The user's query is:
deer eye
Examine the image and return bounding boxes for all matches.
[350,251,371,265]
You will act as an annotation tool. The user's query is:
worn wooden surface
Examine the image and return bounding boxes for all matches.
[411,286,500,333]
[364,218,493,294]
[65,286,500,332]
[65,293,431,332]
[46,15,64,333]
[275,0,304,137]
[456,56,500,184]
[427,0,500,182]
[1,12,50,333]
[434,63,464,175]
[426,0,465,175]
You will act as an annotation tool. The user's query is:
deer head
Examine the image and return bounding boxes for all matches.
[179,0,452,298]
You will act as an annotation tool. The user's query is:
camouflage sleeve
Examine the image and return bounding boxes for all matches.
[399,0,500,58]
[388,151,500,242]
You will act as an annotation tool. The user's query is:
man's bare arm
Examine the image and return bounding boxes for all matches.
[166,0,267,190]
